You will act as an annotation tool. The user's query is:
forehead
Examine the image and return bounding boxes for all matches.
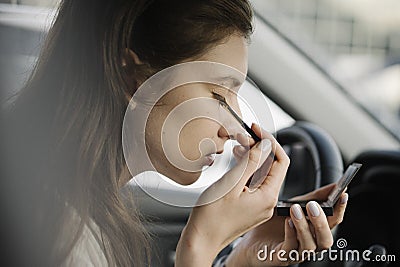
[196,34,249,76]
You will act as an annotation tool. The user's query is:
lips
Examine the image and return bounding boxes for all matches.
[204,150,223,166]
[205,155,215,166]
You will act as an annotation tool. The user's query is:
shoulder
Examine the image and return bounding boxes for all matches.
[62,212,108,266]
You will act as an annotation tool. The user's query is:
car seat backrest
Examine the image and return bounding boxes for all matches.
[336,150,400,266]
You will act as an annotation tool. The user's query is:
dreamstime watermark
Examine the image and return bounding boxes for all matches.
[257,238,396,263]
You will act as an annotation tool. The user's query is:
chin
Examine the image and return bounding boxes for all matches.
[171,170,202,186]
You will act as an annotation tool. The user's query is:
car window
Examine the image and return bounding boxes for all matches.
[251,0,400,140]
[241,79,295,132]
[0,0,59,8]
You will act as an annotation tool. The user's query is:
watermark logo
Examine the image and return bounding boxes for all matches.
[336,238,347,249]
[257,238,396,263]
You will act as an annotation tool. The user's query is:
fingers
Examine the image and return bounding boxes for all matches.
[232,133,252,161]
[327,192,348,229]
[287,184,348,229]
[236,133,254,148]
[289,202,337,253]
[290,204,317,253]
[232,145,248,160]
[306,201,334,250]
[252,124,289,200]
[281,218,298,252]
[204,124,274,199]
[290,183,336,202]
[222,123,288,199]
[220,138,272,196]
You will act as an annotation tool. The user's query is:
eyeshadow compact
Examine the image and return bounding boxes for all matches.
[276,163,362,216]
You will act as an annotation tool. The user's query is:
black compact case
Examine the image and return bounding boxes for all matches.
[276,163,362,216]
[276,200,335,216]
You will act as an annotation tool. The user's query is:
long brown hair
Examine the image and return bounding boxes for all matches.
[2,0,253,266]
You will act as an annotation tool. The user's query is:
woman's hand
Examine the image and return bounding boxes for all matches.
[224,184,348,266]
[175,124,290,267]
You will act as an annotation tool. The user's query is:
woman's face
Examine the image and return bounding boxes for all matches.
[145,34,248,185]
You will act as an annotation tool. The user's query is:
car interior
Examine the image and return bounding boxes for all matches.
[1,2,399,267]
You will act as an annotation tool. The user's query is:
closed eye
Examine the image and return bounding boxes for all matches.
[211,91,226,103]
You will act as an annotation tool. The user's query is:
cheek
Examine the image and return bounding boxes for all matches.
[144,112,163,158]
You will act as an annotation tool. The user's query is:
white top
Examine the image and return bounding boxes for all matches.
[61,212,107,266]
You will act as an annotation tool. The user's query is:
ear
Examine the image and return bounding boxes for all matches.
[121,49,146,102]
[122,48,143,66]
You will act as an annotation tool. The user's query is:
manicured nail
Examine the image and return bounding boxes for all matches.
[308,201,320,217]
[258,139,271,152]
[238,146,247,154]
[288,219,294,228]
[292,204,303,220]
[238,133,251,146]
[340,193,348,204]
[235,133,244,142]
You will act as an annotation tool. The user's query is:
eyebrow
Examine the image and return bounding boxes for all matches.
[215,76,243,88]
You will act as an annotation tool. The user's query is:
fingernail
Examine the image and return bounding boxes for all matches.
[238,146,247,154]
[292,204,303,220]
[236,133,245,140]
[288,219,294,228]
[308,201,320,217]
[340,193,348,204]
[257,139,271,152]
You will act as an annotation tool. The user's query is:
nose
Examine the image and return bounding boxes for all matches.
[217,125,232,141]
[218,99,245,139]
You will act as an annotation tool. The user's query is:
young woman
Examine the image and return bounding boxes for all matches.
[2,0,348,266]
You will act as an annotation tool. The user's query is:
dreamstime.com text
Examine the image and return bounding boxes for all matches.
[257,238,396,263]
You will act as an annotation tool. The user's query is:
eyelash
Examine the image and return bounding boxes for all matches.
[211,89,224,105]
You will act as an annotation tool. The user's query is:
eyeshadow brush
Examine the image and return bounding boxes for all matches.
[212,92,261,142]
